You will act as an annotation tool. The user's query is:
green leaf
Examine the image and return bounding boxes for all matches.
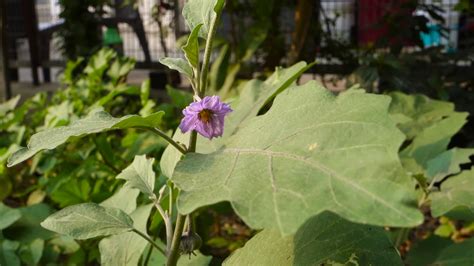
[174,82,422,235]
[406,236,474,266]
[4,204,54,242]
[101,187,140,214]
[160,62,313,178]
[182,24,203,69]
[0,240,21,266]
[224,212,402,265]
[399,112,468,173]
[431,168,474,220]
[0,203,21,230]
[18,238,44,265]
[41,203,134,240]
[50,178,91,208]
[389,91,456,140]
[7,110,165,167]
[99,204,154,266]
[0,95,21,116]
[426,148,474,181]
[116,155,156,198]
[159,57,193,78]
[182,0,224,39]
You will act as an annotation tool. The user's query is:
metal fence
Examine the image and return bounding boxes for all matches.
[6,0,474,79]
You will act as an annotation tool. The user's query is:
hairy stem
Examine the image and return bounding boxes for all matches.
[199,10,222,97]
[153,198,174,254]
[132,228,166,255]
[167,130,197,265]
[166,213,186,266]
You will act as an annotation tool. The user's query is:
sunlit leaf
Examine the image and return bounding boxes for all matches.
[174,82,422,235]
[182,0,224,39]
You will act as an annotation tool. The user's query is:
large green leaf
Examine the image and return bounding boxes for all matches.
[406,236,474,266]
[182,0,224,39]
[431,168,474,220]
[41,203,134,240]
[0,203,21,230]
[224,212,402,265]
[7,110,164,167]
[174,82,422,235]
[116,155,156,198]
[99,204,153,266]
[160,62,312,178]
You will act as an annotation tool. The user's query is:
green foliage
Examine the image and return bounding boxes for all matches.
[406,236,474,266]
[116,155,156,198]
[0,203,21,230]
[8,110,164,167]
[182,0,224,39]
[41,203,134,239]
[431,168,474,220]
[173,82,422,235]
[224,212,402,265]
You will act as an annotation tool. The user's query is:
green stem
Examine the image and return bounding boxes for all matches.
[140,127,187,154]
[132,229,166,255]
[166,213,186,266]
[166,130,198,265]
[199,10,222,97]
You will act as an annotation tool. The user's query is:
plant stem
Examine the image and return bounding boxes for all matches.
[166,213,186,266]
[153,198,174,254]
[132,228,166,255]
[199,10,222,97]
[141,127,187,154]
[166,130,198,265]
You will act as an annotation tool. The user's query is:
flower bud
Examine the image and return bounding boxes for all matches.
[179,231,202,258]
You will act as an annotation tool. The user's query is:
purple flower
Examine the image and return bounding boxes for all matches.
[179,96,233,139]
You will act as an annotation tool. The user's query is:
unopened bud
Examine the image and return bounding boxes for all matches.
[179,231,202,258]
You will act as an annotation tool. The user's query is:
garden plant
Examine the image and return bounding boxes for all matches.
[1,0,474,265]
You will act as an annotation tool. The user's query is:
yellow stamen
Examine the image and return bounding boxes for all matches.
[198,109,213,123]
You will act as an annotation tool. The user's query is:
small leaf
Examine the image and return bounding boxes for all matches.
[224,212,403,265]
[182,0,224,38]
[0,203,21,230]
[426,148,474,181]
[431,168,474,220]
[41,203,134,240]
[7,110,164,167]
[99,204,154,266]
[159,57,193,78]
[174,82,423,235]
[182,24,203,69]
[116,155,156,198]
